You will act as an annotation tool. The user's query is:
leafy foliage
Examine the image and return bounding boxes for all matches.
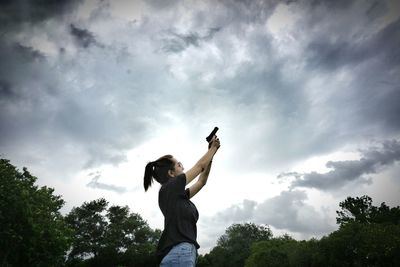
[198,223,272,267]
[65,199,160,267]
[0,158,72,266]
[317,223,400,266]
[244,235,320,267]
[336,195,400,226]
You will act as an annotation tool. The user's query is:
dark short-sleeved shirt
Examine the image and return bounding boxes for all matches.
[156,174,200,263]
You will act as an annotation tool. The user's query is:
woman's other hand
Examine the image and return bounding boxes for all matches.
[210,135,221,149]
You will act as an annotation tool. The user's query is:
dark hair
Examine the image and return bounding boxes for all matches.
[144,155,175,191]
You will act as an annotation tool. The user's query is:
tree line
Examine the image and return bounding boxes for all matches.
[1,158,399,266]
[197,195,400,267]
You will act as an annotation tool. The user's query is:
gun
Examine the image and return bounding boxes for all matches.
[206,127,219,148]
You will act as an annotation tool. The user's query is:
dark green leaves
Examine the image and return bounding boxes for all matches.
[0,159,72,266]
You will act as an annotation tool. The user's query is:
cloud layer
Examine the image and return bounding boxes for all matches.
[1,0,399,172]
[199,189,336,252]
[278,140,400,191]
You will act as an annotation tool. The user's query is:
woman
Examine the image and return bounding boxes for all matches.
[143,136,220,266]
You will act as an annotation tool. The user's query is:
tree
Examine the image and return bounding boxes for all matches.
[199,223,272,267]
[65,199,160,267]
[336,195,400,227]
[0,158,72,266]
[317,223,400,267]
[245,236,295,267]
[65,198,108,261]
[245,235,320,267]
[314,195,400,266]
[370,202,400,225]
[201,196,400,267]
[106,206,160,267]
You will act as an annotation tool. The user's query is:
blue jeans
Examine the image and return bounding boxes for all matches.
[160,242,197,267]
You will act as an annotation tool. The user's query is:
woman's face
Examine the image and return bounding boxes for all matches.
[169,157,184,177]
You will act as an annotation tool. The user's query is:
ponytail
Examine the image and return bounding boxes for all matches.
[144,162,155,191]
[143,155,175,191]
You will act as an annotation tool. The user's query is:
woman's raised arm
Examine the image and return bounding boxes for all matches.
[184,137,220,185]
[187,161,212,198]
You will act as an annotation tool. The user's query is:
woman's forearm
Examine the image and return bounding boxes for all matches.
[198,161,212,185]
[197,147,217,170]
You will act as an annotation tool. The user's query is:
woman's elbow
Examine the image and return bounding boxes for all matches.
[199,179,207,187]
[196,161,207,172]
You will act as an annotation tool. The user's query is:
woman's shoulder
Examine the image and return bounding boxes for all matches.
[168,173,187,185]
[160,174,187,193]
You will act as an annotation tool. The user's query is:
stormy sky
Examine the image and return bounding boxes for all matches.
[1,0,400,254]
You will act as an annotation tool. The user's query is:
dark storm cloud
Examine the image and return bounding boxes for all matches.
[279,140,400,191]
[0,0,80,117]
[351,18,400,133]
[70,24,98,48]
[14,43,46,61]
[292,0,395,70]
[0,41,45,73]
[230,0,399,171]
[0,38,56,103]
[371,18,400,66]
[0,36,156,173]
[304,16,400,136]
[309,0,355,9]
[0,0,81,30]
[0,80,15,100]
[365,1,388,18]
[306,40,362,70]
[161,27,221,53]
[305,17,400,70]
[359,81,400,133]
